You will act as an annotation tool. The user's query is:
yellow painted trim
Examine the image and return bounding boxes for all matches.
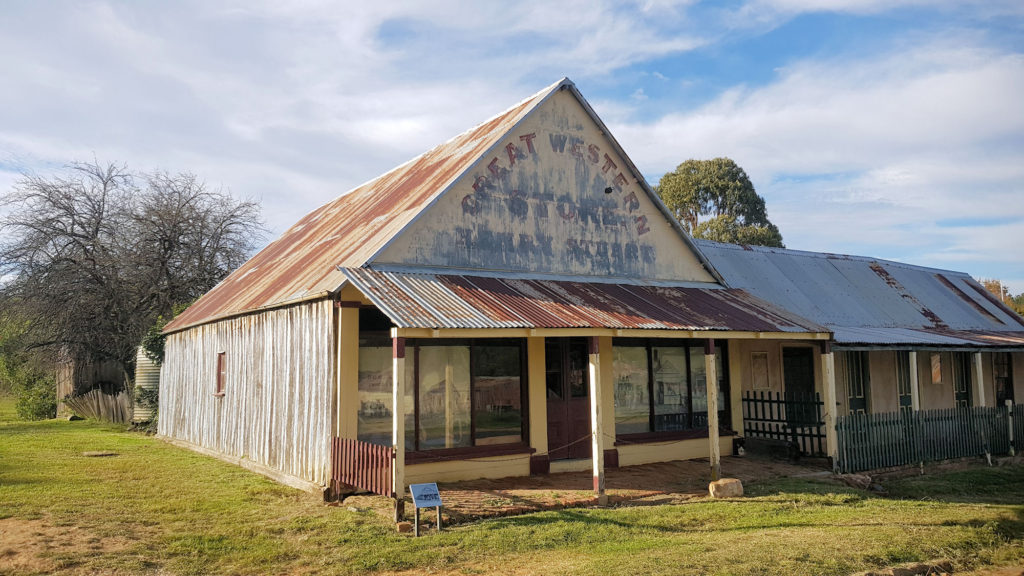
[338,305,359,439]
[527,337,547,453]
[393,327,830,341]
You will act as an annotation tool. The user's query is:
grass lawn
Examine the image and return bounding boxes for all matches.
[1,396,1022,575]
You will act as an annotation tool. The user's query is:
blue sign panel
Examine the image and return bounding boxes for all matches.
[410,483,443,509]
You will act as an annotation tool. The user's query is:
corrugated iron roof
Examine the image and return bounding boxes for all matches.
[165,77,724,333]
[697,240,1024,348]
[341,268,826,334]
[165,79,569,333]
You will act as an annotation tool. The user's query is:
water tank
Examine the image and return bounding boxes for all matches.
[133,346,160,423]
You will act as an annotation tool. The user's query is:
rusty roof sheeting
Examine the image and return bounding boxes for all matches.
[165,79,568,333]
[697,240,1024,347]
[341,268,826,333]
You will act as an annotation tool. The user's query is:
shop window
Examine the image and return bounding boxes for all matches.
[357,336,525,452]
[612,339,729,438]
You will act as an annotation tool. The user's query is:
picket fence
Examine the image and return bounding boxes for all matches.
[835,404,1021,473]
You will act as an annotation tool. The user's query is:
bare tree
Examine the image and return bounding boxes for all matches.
[0,161,263,393]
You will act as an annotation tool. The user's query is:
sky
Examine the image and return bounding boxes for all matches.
[2,1,1023,293]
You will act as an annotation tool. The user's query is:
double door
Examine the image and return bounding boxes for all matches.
[545,338,591,460]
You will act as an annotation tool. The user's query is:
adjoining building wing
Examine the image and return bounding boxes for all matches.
[696,239,1024,349]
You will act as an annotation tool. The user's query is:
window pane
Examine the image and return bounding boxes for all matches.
[357,344,416,448]
[472,345,523,446]
[690,348,708,428]
[357,345,393,445]
[653,346,688,431]
[716,352,729,427]
[568,340,588,398]
[418,346,471,449]
[613,346,649,435]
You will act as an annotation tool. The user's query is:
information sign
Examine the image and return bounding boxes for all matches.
[410,483,443,509]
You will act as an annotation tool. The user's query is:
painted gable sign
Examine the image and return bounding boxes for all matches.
[376,89,715,283]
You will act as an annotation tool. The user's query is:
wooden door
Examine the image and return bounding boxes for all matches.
[896,351,913,415]
[846,351,870,415]
[953,352,972,408]
[994,352,1014,406]
[546,338,591,460]
[783,347,815,426]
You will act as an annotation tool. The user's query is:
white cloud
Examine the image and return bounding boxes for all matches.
[614,36,1024,291]
[0,1,1022,293]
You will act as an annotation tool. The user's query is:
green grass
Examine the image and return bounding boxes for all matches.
[1,404,1022,575]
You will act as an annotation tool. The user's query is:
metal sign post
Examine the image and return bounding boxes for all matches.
[409,483,443,537]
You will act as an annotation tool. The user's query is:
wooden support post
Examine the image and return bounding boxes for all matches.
[526,337,548,473]
[705,339,721,482]
[820,342,839,467]
[588,337,607,506]
[908,350,921,412]
[392,335,406,522]
[972,352,986,407]
[1008,400,1016,457]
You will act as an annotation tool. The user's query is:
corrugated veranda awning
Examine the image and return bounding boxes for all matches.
[341,268,828,334]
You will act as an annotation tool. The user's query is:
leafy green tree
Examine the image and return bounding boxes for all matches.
[0,309,56,419]
[655,157,784,247]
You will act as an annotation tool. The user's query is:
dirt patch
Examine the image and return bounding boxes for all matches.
[342,454,831,525]
[0,516,136,574]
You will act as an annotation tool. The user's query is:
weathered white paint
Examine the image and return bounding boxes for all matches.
[158,299,335,487]
[973,352,987,407]
[909,350,921,411]
[706,343,721,481]
[588,337,606,504]
[375,89,716,284]
[392,336,407,517]
[821,348,838,462]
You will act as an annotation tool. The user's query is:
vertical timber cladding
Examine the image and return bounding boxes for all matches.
[158,299,335,486]
[376,90,717,282]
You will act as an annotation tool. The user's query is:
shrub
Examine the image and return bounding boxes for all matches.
[16,375,57,420]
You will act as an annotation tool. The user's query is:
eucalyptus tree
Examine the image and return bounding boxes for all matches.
[656,157,784,248]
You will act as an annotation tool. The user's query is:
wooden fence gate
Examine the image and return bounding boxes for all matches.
[331,437,394,498]
[742,391,826,456]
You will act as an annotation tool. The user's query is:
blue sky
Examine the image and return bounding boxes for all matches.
[2,1,1022,292]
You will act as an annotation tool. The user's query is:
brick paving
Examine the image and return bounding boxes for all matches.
[342,454,832,525]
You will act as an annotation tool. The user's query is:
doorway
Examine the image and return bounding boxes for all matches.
[782,347,815,426]
[545,338,591,460]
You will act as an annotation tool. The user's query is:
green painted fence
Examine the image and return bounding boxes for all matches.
[836,405,1017,474]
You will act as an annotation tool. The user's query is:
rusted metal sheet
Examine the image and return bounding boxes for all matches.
[341,268,824,333]
[165,80,568,334]
[697,239,1024,347]
[158,299,335,486]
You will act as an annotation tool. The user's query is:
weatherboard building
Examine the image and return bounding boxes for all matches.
[159,79,1024,510]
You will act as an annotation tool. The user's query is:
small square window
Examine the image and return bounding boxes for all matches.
[930,353,942,385]
[751,352,770,390]
[215,352,226,396]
